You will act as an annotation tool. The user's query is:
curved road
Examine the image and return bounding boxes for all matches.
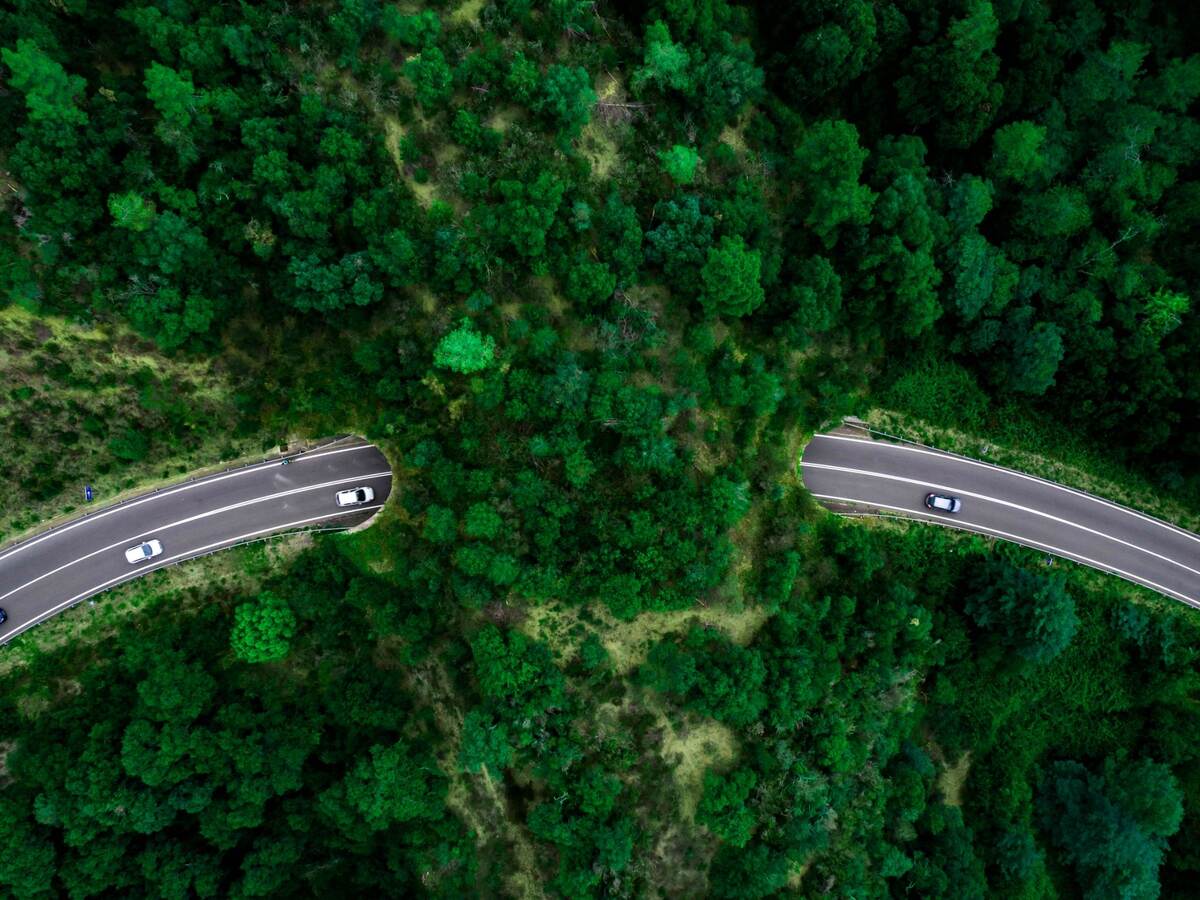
[0,438,393,644]
[801,429,1200,608]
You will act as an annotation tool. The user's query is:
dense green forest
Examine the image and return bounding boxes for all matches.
[1,0,1198,896]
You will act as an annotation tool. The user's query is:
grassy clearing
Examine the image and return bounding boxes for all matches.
[406,654,547,900]
[521,599,770,676]
[0,534,310,675]
[335,507,407,582]
[448,0,487,26]
[580,72,626,180]
[647,695,739,820]
[0,306,270,546]
[936,751,971,806]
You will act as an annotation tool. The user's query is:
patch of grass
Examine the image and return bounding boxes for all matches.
[651,697,739,820]
[579,73,627,180]
[448,0,487,26]
[937,751,971,806]
[0,306,271,546]
[335,510,406,582]
[521,600,770,676]
[0,534,310,675]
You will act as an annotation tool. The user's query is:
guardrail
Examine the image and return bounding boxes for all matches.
[834,417,1198,540]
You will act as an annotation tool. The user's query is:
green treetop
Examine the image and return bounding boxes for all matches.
[435,319,496,373]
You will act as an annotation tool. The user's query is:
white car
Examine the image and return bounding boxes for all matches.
[924,493,962,514]
[125,539,164,564]
[335,486,375,508]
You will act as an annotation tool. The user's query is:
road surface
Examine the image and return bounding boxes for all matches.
[0,438,393,644]
[801,429,1200,608]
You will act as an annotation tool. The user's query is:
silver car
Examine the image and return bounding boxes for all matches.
[335,486,375,507]
[125,539,164,564]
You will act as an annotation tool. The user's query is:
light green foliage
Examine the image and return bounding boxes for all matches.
[1139,288,1189,339]
[700,236,763,318]
[107,192,156,232]
[434,319,496,373]
[634,20,692,92]
[230,591,298,663]
[990,121,1048,184]
[2,40,88,129]
[791,120,876,247]
[659,145,700,184]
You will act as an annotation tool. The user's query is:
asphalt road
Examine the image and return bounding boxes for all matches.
[801,430,1200,608]
[0,438,393,644]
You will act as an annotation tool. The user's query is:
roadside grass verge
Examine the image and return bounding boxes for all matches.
[0,306,277,545]
[861,357,1200,533]
[0,534,312,676]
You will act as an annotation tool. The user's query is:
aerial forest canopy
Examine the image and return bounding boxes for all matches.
[1,0,1198,897]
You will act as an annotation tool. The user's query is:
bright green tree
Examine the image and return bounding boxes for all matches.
[660,145,700,184]
[230,591,298,664]
[108,193,157,232]
[435,319,496,373]
[2,40,88,130]
[990,121,1048,184]
[700,235,764,318]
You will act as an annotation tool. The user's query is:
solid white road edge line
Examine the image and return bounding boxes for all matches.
[0,443,383,566]
[1,506,383,644]
[803,461,1200,580]
[811,433,1200,547]
[810,492,1199,607]
[0,471,393,605]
